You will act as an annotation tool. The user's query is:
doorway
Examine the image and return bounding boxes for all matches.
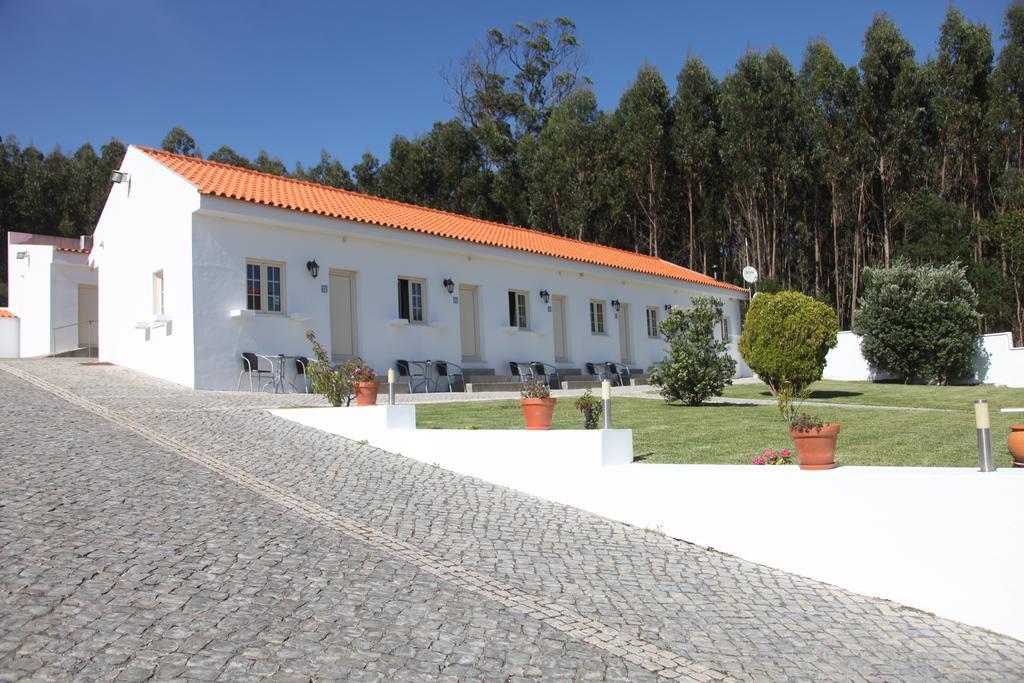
[77,284,98,349]
[459,285,481,362]
[329,270,357,360]
[552,295,568,363]
[618,302,632,364]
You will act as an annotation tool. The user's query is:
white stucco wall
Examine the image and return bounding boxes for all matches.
[6,243,53,357]
[91,147,199,386]
[823,330,1024,387]
[5,243,94,357]
[190,196,749,390]
[0,315,19,358]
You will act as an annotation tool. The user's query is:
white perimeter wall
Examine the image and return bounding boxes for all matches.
[51,255,98,355]
[7,243,53,357]
[91,147,199,387]
[191,196,749,390]
[823,330,1024,387]
[0,315,18,358]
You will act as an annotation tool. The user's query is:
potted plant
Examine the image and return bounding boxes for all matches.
[574,389,602,429]
[520,378,556,430]
[348,358,379,406]
[305,331,378,406]
[1009,425,1024,468]
[778,384,839,470]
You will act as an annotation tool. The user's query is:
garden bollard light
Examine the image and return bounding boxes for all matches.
[387,367,396,406]
[602,379,612,430]
[975,399,995,472]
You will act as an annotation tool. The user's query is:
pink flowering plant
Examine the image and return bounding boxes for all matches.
[752,449,793,465]
[305,330,376,406]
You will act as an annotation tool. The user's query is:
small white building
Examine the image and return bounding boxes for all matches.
[90,145,750,390]
[5,232,98,358]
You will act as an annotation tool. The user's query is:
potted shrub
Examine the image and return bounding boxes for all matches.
[779,384,839,470]
[574,389,602,429]
[520,378,556,430]
[305,330,378,406]
[348,358,380,406]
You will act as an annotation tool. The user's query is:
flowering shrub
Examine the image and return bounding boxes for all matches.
[305,330,377,406]
[752,449,792,465]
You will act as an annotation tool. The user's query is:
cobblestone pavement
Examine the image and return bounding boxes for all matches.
[1,359,1022,681]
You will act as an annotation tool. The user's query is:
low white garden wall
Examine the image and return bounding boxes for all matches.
[0,314,19,358]
[272,403,1024,641]
[823,330,1024,387]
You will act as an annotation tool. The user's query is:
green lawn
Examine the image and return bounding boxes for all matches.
[416,381,1024,467]
[722,379,1024,412]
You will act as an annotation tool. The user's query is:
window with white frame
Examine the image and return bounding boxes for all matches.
[153,270,164,317]
[245,260,285,313]
[507,290,528,329]
[398,277,426,323]
[721,315,731,341]
[646,306,659,338]
[590,300,606,334]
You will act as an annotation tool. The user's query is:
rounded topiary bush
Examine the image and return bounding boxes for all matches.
[738,291,839,395]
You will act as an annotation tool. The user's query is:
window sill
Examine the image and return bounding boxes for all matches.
[501,326,537,334]
[230,309,289,319]
[390,318,444,330]
[135,316,171,329]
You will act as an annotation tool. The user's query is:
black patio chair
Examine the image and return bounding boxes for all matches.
[292,356,311,393]
[435,361,466,392]
[509,361,535,383]
[585,362,610,382]
[237,352,274,392]
[396,359,428,393]
[530,362,562,390]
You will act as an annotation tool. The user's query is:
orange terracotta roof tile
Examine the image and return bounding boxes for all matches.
[55,246,91,254]
[136,146,747,294]
[0,309,18,319]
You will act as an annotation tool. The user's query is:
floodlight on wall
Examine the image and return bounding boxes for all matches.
[539,289,550,304]
[306,260,319,278]
[442,278,455,294]
[110,170,130,184]
[15,251,28,260]
[664,304,673,312]
[611,299,621,312]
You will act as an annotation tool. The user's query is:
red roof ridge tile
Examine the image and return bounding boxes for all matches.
[134,145,747,294]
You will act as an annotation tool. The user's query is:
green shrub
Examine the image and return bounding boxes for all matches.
[648,297,736,406]
[305,330,376,406]
[574,389,602,429]
[738,291,839,395]
[853,260,980,384]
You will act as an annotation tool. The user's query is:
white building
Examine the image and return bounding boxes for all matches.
[88,145,750,390]
[5,232,97,358]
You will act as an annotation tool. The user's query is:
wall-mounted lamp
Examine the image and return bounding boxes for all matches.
[664,304,673,312]
[442,278,455,294]
[15,251,28,260]
[611,299,621,312]
[306,260,320,278]
[539,289,550,304]
[110,170,131,184]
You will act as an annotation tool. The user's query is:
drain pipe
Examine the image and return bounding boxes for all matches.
[975,400,995,472]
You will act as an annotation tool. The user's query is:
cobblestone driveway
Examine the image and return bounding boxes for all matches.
[1,359,1022,681]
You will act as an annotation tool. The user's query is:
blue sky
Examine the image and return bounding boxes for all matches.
[2,1,1010,169]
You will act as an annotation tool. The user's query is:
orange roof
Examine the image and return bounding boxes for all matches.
[56,246,91,254]
[0,309,17,319]
[136,146,746,294]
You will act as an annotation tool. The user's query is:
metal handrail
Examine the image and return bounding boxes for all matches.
[51,319,97,357]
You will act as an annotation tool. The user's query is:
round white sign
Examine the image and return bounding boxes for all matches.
[742,266,758,284]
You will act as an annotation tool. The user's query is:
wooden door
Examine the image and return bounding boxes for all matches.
[618,303,631,364]
[459,286,481,362]
[552,295,568,363]
[78,285,98,348]
[329,271,356,359]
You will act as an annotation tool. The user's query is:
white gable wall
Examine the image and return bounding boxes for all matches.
[7,243,53,356]
[91,147,200,387]
[191,196,749,390]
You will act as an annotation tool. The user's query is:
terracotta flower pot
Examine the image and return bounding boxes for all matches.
[789,423,840,470]
[354,381,380,407]
[521,397,557,430]
[1009,425,1024,468]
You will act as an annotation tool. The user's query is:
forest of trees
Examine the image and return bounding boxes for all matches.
[2,6,1023,343]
